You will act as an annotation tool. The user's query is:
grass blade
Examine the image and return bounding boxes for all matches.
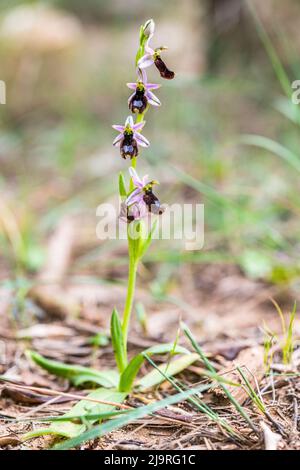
[246,0,292,98]
[144,354,241,438]
[240,135,300,173]
[23,388,126,440]
[181,322,258,433]
[236,366,266,414]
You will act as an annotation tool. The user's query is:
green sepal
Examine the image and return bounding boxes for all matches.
[118,172,127,200]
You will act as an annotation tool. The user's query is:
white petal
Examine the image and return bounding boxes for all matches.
[125,115,134,127]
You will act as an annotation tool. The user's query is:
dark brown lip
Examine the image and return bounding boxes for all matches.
[154,57,175,80]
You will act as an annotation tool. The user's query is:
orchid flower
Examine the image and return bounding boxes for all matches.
[138,43,175,80]
[112,115,149,159]
[127,69,161,113]
[119,200,148,223]
[125,167,164,216]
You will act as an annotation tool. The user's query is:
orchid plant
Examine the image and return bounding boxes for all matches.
[110,19,181,385]
[28,20,187,411]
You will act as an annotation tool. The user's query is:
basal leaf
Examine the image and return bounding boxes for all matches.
[119,343,190,392]
[110,308,126,373]
[118,353,144,393]
[28,351,118,388]
[23,388,126,441]
[72,370,119,388]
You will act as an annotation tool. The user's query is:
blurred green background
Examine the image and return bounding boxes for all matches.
[1,0,300,313]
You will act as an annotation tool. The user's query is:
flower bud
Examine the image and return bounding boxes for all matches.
[143,19,155,40]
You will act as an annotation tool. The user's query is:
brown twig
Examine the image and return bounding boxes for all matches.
[0,378,131,410]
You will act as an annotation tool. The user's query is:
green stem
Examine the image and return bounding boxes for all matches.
[121,254,138,361]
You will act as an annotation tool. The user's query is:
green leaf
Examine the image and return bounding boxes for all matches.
[274,97,300,126]
[53,382,213,449]
[118,172,127,199]
[128,220,145,262]
[23,388,126,440]
[247,0,291,98]
[72,371,119,388]
[28,351,118,388]
[118,354,144,393]
[137,353,199,391]
[110,308,126,373]
[138,220,157,259]
[118,343,190,393]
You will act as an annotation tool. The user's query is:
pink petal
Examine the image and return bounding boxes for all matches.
[145,83,161,90]
[137,201,148,219]
[112,124,124,132]
[129,167,143,188]
[127,83,137,90]
[132,121,145,131]
[113,133,123,146]
[126,188,143,206]
[129,201,147,221]
[135,133,150,147]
